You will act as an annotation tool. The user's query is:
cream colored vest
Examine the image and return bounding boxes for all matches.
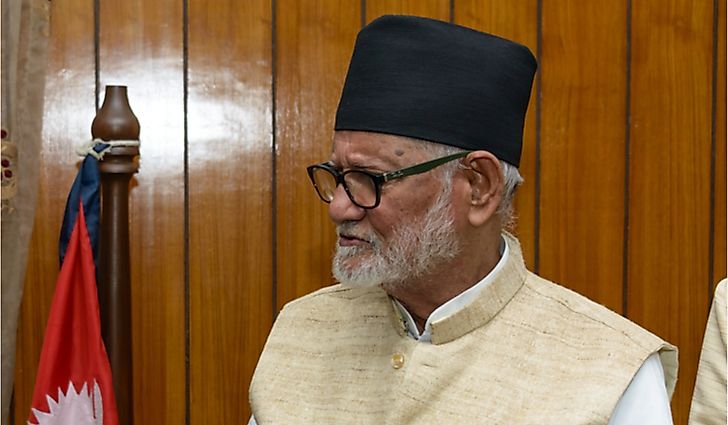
[250,235,677,424]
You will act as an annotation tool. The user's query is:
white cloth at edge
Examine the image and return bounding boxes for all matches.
[688,278,727,425]
[607,353,673,425]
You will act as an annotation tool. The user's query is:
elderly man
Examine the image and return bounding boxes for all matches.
[249,15,677,424]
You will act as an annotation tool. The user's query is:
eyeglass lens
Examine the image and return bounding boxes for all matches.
[311,167,378,208]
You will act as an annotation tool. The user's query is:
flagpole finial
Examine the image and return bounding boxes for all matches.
[92,85,140,141]
[92,85,140,175]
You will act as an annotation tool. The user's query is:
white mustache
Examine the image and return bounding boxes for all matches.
[336,222,378,245]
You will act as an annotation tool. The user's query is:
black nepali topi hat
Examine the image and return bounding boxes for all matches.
[334,15,537,167]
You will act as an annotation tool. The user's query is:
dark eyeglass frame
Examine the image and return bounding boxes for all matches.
[306,150,470,209]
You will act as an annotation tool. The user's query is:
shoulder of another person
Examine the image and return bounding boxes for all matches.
[715,278,727,303]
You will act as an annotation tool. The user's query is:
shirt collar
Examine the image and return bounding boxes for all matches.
[393,236,509,343]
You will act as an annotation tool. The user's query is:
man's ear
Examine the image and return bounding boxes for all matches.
[461,151,503,227]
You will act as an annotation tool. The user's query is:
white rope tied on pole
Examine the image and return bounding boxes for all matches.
[76,139,140,160]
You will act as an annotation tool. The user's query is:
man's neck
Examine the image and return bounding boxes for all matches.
[386,239,502,333]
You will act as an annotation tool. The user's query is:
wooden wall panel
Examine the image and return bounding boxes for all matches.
[97,0,186,423]
[366,0,450,22]
[538,1,626,312]
[188,0,272,422]
[455,0,539,270]
[275,0,361,310]
[12,0,96,421]
[628,0,714,422]
[714,0,726,286]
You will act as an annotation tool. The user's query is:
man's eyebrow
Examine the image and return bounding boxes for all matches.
[330,156,397,171]
[348,159,384,170]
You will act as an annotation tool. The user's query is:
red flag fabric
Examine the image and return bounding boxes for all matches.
[28,199,118,424]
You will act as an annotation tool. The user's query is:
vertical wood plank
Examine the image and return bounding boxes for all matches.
[97,0,186,422]
[12,0,95,420]
[365,0,450,22]
[187,0,273,422]
[628,0,713,422]
[538,1,627,312]
[275,0,361,310]
[713,0,726,285]
[455,0,539,270]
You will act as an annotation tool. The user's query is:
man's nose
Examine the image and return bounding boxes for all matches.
[328,184,366,224]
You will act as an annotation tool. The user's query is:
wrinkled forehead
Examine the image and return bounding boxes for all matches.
[331,131,431,167]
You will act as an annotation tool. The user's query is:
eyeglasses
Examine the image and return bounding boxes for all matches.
[306,151,469,209]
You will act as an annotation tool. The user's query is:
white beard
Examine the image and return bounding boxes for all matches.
[332,186,461,291]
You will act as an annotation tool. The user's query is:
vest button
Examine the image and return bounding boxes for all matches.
[391,353,405,369]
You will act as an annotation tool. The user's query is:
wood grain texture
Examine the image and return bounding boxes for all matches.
[98,0,186,422]
[454,0,539,270]
[538,1,626,313]
[275,0,361,310]
[628,0,714,422]
[187,0,273,422]
[713,0,726,287]
[12,0,96,420]
[366,0,450,22]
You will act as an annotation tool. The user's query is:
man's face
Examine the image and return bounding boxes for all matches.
[328,131,462,290]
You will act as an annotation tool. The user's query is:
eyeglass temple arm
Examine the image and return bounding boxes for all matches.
[381,151,470,182]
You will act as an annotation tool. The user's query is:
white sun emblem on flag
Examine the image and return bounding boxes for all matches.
[29,380,104,425]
